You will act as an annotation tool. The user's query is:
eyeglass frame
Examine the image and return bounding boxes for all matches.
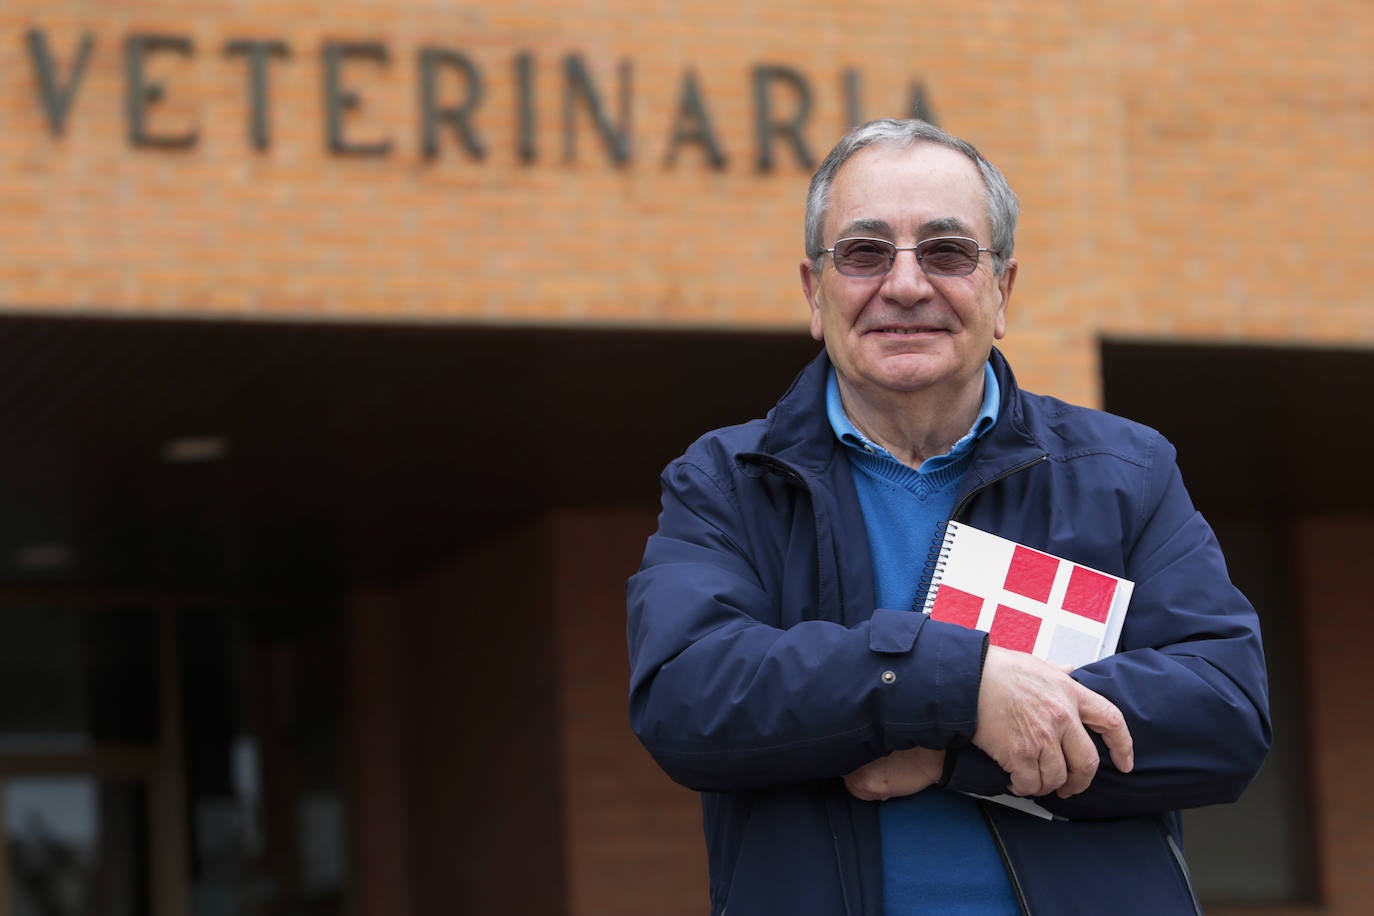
[819,235,1000,278]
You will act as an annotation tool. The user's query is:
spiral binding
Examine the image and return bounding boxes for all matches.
[913,519,957,614]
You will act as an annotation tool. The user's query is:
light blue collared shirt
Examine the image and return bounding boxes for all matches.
[827,361,1000,480]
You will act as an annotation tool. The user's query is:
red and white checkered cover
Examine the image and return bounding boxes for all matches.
[922,522,1132,667]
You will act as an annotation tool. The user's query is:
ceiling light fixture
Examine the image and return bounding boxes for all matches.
[160,435,231,464]
[14,542,73,571]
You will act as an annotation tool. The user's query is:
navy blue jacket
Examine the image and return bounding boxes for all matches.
[627,348,1271,915]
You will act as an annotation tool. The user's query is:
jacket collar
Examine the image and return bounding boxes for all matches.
[750,348,840,476]
[960,347,1051,498]
[753,346,1044,478]
[739,346,1049,628]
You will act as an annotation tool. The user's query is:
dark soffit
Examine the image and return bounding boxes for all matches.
[0,313,822,592]
[1100,338,1374,518]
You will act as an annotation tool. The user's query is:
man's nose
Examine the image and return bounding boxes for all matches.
[879,248,936,300]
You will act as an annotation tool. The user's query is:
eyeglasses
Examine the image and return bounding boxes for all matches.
[822,236,997,278]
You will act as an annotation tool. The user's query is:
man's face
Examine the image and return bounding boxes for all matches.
[801,142,1017,403]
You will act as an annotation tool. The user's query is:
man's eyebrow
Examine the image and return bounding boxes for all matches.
[836,215,977,239]
[837,217,893,238]
[921,216,975,236]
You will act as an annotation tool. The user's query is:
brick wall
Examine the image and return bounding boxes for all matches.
[349,507,707,916]
[394,519,568,916]
[550,507,707,916]
[3,1,1373,406]
[1294,515,1374,915]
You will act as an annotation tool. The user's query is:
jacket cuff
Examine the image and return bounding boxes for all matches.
[938,746,959,787]
[868,606,924,652]
[868,611,988,750]
[937,633,990,787]
[943,745,1012,796]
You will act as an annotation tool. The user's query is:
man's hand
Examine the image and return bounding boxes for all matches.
[844,747,946,801]
[974,646,1134,798]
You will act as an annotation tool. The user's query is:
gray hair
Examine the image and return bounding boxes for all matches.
[804,119,1018,275]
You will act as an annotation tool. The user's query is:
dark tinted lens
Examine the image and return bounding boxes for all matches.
[917,237,980,276]
[832,239,894,276]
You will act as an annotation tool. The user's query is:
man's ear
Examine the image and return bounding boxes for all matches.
[993,258,1017,340]
[800,259,824,342]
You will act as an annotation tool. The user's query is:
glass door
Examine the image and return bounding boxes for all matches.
[0,598,348,916]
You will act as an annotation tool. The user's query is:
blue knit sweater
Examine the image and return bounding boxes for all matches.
[826,365,1018,916]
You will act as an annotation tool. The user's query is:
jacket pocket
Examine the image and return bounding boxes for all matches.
[986,808,1203,915]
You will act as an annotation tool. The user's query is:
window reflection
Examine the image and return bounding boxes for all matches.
[0,601,348,916]
[183,605,347,916]
[4,777,149,916]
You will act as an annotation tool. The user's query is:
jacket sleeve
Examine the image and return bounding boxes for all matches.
[943,441,1272,818]
[627,457,989,792]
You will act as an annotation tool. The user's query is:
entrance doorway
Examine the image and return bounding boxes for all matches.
[1100,339,1374,907]
[0,313,819,915]
[0,597,345,916]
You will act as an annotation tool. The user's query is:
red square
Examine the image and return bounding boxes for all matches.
[1062,566,1117,623]
[929,585,983,630]
[1002,546,1058,603]
[989,604,1042,654]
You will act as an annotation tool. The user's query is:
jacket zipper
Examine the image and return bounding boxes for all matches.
[1165,832,1205,916]
[744,453,805,486]
[830,823,853,916]
[980,807,1032,916]
[949,453,1050,522]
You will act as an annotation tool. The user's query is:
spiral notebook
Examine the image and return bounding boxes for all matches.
[921,521,1133,819]
[921,521,1132,667]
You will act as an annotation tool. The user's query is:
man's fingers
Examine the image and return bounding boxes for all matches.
[844,748,946,801]
[1038,743,1068,796]
[844,771,887,801]
[1005,744,1056,798]
[1076,685,1135,773]
[977,649,1134,799]
[1057,723,1101,797]
[1005,760,1041,798]
[844,761,890,801]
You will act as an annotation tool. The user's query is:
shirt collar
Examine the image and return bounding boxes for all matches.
[826,361,1000,471]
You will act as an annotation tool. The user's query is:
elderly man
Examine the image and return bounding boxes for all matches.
[627,118,1270,915]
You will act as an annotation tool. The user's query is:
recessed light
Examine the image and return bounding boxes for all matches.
[160,435,231,464]
[14,542,72,570]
